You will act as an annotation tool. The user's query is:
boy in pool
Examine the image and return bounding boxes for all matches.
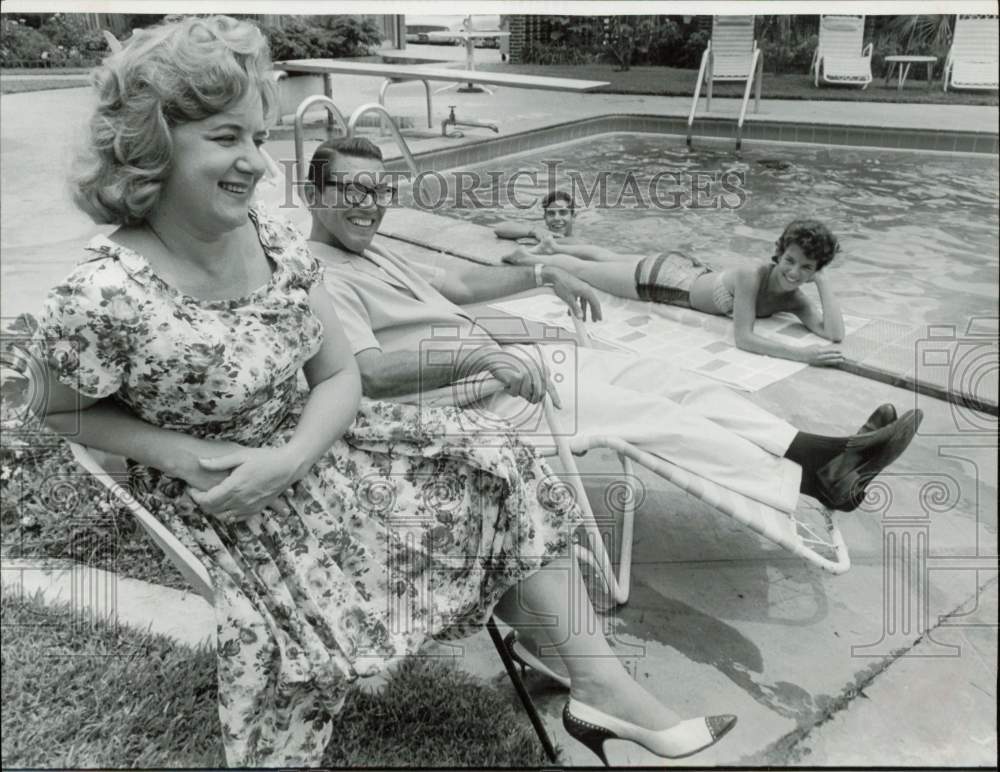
[504,219,847,367]
[493,189,584,245]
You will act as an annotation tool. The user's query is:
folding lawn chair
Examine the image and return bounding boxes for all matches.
[65,441,559,763]
[811,15,873,88]
[697,15,763,113]
[943,14,999,92]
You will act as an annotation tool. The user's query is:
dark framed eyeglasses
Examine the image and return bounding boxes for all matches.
[324,180,396,207]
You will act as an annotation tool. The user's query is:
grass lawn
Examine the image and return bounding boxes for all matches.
[475,61,999,106]
[1,77,89,94]
[1,589,552,767]
[0,418,552,766]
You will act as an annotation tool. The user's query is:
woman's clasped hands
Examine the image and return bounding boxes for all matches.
[180,442,301,524]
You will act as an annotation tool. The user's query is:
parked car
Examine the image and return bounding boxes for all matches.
[404,24,450,44]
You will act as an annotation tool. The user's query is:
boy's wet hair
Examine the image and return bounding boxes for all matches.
[773,219,840,269]
[541,189,576,211]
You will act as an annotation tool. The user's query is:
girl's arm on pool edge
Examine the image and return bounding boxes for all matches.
[790,272,845,343]
[730,267,843,366]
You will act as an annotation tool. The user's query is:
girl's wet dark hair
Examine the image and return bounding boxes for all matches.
[773,219,840,269]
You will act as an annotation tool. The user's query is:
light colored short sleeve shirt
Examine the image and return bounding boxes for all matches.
[315,237,483,356]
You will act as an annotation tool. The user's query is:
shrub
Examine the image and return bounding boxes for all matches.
[0,18,54,65]
[679,29,710,69]
[759,34,818,74]
[520,39,600,66]
[267,15,383,61]
[644,18,684,66]
[40,12,107,55]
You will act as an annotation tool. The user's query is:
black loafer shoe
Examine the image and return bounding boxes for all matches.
[817,409,923,511]
[859,403,897,434]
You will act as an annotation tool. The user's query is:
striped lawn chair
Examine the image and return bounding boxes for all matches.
[943,14,999,91]
[811,15,873,88]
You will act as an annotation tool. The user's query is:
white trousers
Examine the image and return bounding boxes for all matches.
[482,347,802,514]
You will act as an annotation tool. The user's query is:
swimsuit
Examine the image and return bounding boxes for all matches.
[710,272,736,315]
[635,252,734,315]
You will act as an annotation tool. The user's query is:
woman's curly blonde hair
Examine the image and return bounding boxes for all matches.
[73,15,278,226]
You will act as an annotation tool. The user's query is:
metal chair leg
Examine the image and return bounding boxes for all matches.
[486,617,558,763]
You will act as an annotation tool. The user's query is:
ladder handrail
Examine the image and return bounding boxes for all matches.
[294,95,349,183]
[347,102,421,181]
[687,45,711,147]
[736,48,761,149]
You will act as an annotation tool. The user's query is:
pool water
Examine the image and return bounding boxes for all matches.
[403,133,999,330]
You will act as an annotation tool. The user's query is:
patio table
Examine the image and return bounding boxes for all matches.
[883,55,938,92]
[425,29,511,93]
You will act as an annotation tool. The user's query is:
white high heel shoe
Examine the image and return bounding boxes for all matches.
[562,697,737,766]
[503,631,571,689]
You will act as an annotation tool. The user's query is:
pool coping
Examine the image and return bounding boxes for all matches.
[379,112,999,174]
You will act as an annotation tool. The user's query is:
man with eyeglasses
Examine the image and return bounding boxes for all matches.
[305,137,602,408]
[307,136,901,522]
[493,189,583,245]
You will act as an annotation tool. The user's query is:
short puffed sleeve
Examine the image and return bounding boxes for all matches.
[30,258,137,399]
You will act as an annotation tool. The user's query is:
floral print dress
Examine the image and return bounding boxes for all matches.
[31,207,580,766]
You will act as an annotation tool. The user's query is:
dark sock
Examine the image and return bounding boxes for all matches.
[784,432,849,476]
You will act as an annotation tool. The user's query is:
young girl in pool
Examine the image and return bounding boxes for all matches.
[504,219,847,366]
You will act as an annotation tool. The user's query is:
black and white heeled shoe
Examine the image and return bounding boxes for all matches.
[503,631,571,689]
[562,698,736,766]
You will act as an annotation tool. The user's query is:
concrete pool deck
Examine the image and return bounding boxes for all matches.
[1,79,997,767]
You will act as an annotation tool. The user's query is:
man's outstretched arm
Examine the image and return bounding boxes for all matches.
[440,263,602,321]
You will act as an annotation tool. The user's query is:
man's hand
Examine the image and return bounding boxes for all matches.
[534,233,560,255]
[486,346,562,408]
[543,266,603,322]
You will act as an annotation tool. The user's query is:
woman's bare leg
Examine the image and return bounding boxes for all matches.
[494,555,682,730]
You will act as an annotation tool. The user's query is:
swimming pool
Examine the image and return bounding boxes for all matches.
[402,133,999,331]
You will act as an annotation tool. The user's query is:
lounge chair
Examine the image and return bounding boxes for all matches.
[811,15,873,88]
[943,14,999,92]
[697,15,763,113]
[404,313,851,613]
[65,440,559,762]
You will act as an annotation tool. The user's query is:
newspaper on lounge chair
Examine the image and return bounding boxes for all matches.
[489,289,868,392]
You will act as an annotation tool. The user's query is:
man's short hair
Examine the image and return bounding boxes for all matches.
[307,137,384,195]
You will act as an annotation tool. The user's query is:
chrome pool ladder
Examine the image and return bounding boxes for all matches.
[292,96,421,198]
[686,39,763,150]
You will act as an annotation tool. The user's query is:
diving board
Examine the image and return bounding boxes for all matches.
[274,59,609,131]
